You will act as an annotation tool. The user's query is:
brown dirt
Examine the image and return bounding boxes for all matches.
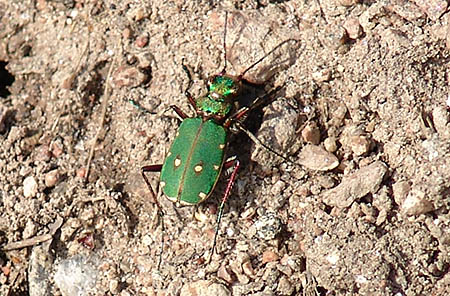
[0,0,449,295]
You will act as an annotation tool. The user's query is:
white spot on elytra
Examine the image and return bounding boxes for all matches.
[213,165,219,170]
[219,144,225,149]
[174,157,181,167]
[160,181,166,188]
[198,192,207,199]
[194,164,203,173]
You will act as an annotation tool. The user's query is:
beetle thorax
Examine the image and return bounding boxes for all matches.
[195,75,240,119]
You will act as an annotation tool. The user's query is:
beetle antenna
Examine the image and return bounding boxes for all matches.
[220,11,229,75]
[238,38,299,81]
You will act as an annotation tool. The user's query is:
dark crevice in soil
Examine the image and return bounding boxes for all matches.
[0,61,14,98]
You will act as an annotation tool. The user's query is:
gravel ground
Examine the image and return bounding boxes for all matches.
[1,0,450,295]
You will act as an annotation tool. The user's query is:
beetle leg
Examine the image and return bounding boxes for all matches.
[222,155,238,176]
[223,84,294,164]
[224,83,284,128]
[209,157,241,261]
[191,205,197,220]
[142,164,163,172]
[170,105,189,119]
[141,164,165,270]
[181,60,197,109]
[223,106,248,128]
[141,165,165,211]
[235,122,294,165]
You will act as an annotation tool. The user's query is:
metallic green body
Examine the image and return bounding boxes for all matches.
[195,76,239,117]
[160,118,227,205]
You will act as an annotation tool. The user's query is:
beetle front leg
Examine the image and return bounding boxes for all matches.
[181,60,197,108]
[170,105,189,119]
[223,84,293,164]
[210,157,241,260]
[224,84,284,128]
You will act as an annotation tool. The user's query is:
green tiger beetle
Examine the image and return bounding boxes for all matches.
[141,12,298,268]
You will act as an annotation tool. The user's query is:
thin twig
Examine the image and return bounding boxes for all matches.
[85,38,121,180]
[2,216,63,251]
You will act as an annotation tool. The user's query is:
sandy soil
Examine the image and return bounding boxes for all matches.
[0,0,450,295]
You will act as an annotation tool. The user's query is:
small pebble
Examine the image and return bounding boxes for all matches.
[61,74,75,89]
[392,181,411,206]
[240,207,256,219]
[432,106,450,139]
[60,221,80,242]
[414,0,447,21]
[242,260,255,277]
[270,180,286,196]
[359,3,385,33]
[350,135,372,156]
[76,167,87,178]
[311,68,331,83]
[109,279,119,294]
[322,161,388,208]
[343,17,362,39]
[23,176,38,198]
[122,27,132,39]
[380,28,410,49]
[135,34,149,48]
[2,266,10,276]
[132,7,146,21]
[320,22,347,49]
[255,212,282,240]
[262,250,279,264]
[51,141,64,158]
[136,52,155,69]
[401,188,434,216]
[277,275,294,295]
[28,245,53,296]
[36,0,47,10]
[80,208,95,221]
[324,137,338,152]
[337,0,359,6]
[301,123,321,144]
[328,105,347,127]
[45,169,60,187]
[388,1,424,21]
[298,144,339,171]
[34,145,52,162]
[217,265,234,284]
[23,220,38,239]
[112,65,147,88]
[316,175,336,189]
[0,104,9,133]
[251,98,300,167]
[142,235,152,247]
[180,280,230,296]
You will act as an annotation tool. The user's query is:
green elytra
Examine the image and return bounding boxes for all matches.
[160,118,227,205]
[141,12,298,267]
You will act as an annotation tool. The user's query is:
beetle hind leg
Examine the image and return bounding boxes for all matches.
[209,157,241,262]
